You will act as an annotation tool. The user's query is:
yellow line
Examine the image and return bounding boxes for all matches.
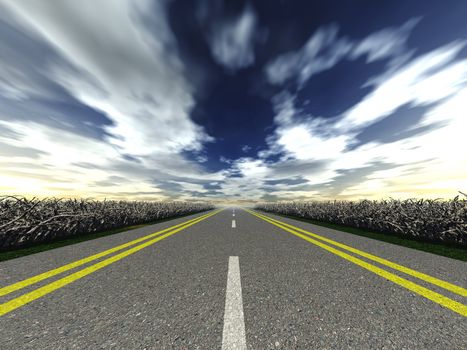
[246,210,467,317]
[0,210,217,297]
[248,210,467,297]
[0,210,220,316]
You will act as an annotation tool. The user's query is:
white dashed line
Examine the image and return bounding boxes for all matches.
[222,256,247,350]
[232,220,236,228]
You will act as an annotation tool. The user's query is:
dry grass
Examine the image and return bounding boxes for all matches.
[256,195,467,247]
[0,196,213,250]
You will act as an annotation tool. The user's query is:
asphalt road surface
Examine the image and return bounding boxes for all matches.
[1,208,466,349]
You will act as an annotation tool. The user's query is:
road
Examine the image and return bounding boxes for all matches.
[0,208,466,349]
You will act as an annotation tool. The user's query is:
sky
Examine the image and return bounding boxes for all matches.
[0,0,466,203]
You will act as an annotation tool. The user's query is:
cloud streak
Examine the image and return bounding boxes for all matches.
[265,18,419,86]
[255,28,467,200]
[0,0,220,199]
[204,4,259,71]
[0,2,466,203]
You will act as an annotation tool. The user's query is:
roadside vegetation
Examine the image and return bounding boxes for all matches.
[256,195,467,260]
[0,196,213,253]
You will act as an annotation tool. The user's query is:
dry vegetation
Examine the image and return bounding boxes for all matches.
[256,195,467,247]
[0,196,213,250]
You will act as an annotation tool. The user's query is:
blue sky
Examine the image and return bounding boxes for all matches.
[0,0,466,202]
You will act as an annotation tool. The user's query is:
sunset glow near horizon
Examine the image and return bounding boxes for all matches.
[1,0,466,202]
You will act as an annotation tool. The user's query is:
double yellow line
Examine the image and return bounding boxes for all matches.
[246,209,467,317]
[0,209,221,316]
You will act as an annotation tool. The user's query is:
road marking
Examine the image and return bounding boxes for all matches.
[222,256,247,350]
[0,210,221,316]
[246,209,467,317]
[233,213,235,217]
[248,210,467,298]
[232,220,236,228]
[0,211,218,298]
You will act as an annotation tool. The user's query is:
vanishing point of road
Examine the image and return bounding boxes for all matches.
[1,208,466,349]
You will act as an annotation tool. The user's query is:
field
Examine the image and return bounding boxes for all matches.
[256,195,467,247]
[0,196,213,250]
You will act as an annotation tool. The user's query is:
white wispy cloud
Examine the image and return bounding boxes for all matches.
[336,41,467,132]
[265,24,351,85]
[241,145,252,153]
[0,0,220,200]
[265,18,419,86]
[254,29,467,200]
[208,5,258,71]
[350,18,419,63]
[5,0,212,155]
[1,3,466,202]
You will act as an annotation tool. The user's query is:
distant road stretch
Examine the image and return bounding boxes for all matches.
[1,208,466,349]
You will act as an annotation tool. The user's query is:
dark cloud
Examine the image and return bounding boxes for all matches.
[1,169,72,183]
[260,193,280,201]
[0,161,50,170]
[93,176,129,187]
[325,162,397,196]
[0,142,46,158]
[203,182,223,190]
[269,159,327,177]
[0,18,112,140]
[0,123,21,140]
[264,177,308,186]
[349,103,445,150]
